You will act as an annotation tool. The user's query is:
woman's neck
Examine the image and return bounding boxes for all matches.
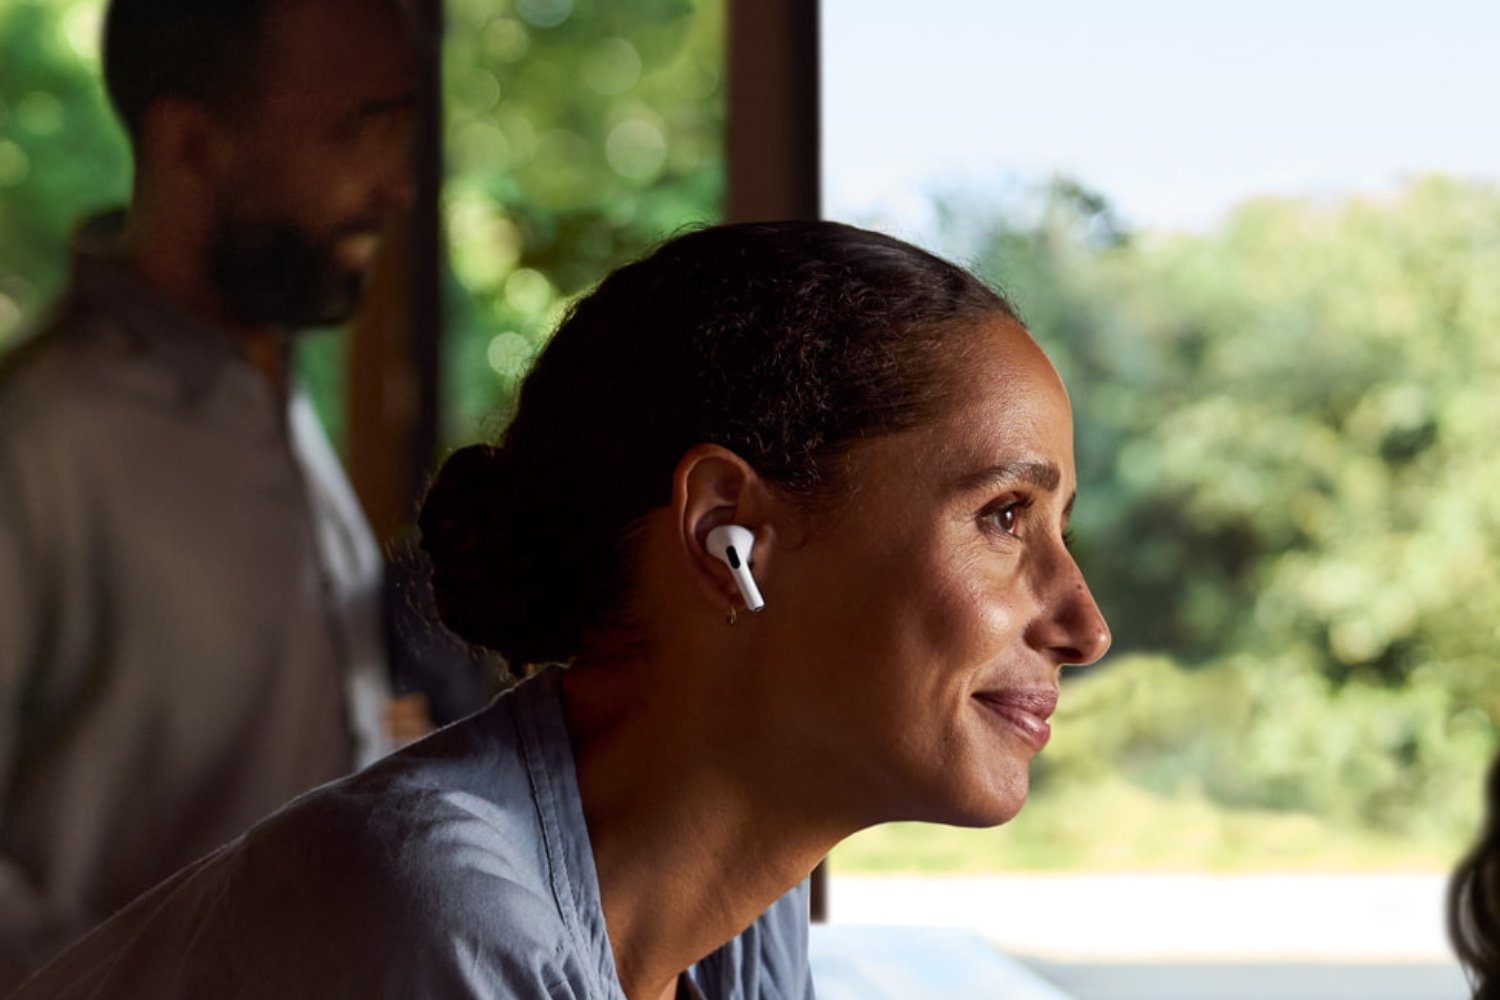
[561,657,844,1000]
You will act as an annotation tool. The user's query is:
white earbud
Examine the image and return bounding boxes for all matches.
[705,524,765,612]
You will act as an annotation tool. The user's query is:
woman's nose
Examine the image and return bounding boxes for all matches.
[1025,561,1112,667]
[1063,581,1111,666]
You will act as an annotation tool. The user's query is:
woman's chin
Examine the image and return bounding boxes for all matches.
[953,794,1028,829]
[900,769,1031,829]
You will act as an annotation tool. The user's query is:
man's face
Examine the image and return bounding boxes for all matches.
[207,0,417,327]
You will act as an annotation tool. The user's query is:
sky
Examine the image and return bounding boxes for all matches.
[821,0,1500,241]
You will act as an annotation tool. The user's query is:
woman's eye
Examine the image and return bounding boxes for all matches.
[981,500,1024,536]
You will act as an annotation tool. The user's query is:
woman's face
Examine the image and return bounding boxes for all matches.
[765,316,1110,830]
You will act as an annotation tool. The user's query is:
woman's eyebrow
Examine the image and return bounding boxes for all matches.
[955,460,1062,494]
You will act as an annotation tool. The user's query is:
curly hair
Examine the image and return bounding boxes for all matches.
[1452,753,1500,999]
[418,221,1016,668]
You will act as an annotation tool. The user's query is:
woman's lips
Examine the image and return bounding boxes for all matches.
[973,687,1057,752]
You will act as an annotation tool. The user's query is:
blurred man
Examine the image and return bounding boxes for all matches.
[0,0,419,985]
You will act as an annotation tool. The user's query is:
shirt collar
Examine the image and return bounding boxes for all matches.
[515,667,630,999]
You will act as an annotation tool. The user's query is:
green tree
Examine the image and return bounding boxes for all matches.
[0,0,129,344]
[943,175,1500,854]
[441,0,723,441]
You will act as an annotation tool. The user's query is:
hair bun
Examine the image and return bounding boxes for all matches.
[418,445,551,661]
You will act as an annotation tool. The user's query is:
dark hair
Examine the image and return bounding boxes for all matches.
[102,0,282,144]
[1452,752,1500,999]
[419,221,1015,668]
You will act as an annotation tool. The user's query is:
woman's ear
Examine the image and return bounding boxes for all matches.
[672,444,778,618]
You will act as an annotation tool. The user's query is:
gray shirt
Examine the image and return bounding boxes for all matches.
[0,222,389,987]
[7,667,817,999]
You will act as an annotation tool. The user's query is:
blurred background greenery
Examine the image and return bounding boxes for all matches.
[839,175,1500,871]
[1,0,1495,872]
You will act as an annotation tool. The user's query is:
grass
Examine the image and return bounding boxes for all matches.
[829,777,1465,874]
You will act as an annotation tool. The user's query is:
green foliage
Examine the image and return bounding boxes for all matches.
[960,176,1500,694]
[0,0,129,343]
[441,0,723,441]
[1054,654,1492,838]
[893,177,1500,870]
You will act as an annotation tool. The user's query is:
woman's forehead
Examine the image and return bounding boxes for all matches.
[839,326,1075,496]
[938,318,1068,419]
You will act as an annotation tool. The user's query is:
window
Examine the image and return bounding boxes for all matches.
[822,2,1497,994]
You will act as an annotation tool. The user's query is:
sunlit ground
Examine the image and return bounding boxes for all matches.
[819,872,1469,999]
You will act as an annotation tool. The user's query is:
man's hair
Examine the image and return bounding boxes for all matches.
[102,0,282,145]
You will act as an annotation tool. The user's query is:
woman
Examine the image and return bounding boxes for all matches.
[10,221,1110,999]
[1452,754,1500,998]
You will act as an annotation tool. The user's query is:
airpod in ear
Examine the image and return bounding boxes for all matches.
[705,524,765,612]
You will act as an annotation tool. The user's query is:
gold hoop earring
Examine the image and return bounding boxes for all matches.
[726,606,738,626]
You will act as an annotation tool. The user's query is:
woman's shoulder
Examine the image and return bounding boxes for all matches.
[11,812,582,1000]
[13,688,595,1000]
[248,692,559,904]
[225,797,580,996]
[218,679,608,996]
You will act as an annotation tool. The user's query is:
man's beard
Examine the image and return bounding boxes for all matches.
[206,211,376,329]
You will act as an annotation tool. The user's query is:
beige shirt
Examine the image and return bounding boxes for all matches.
[0,223,389,989]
